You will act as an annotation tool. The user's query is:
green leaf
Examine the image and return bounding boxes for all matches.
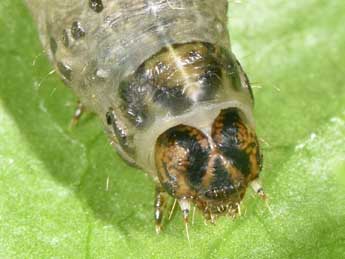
[1,0,345,258]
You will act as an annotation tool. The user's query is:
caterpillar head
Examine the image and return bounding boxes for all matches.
[155,108,262,221]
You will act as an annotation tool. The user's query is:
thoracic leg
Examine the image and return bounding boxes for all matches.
[70,101,84,127]
[154,186,169,234]
[250,178,267,200]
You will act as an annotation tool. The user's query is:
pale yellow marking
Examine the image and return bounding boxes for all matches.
[165,45,194,96]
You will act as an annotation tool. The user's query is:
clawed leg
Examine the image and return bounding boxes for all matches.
[250,178,267,200]
[154,191,193,244]
[69,101,85,128]
[154,186,169,234]
[251,178,273,214]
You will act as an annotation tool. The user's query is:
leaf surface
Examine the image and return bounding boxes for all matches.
[0,1,345,258]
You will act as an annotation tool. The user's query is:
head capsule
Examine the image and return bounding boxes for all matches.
[155,108,262,220]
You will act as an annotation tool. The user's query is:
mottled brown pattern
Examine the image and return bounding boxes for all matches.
[212,119,224,144]
[248,137,262,180]
[211,108,262,181]
[155,108,263,220]
[155,125,211,198]
[155,136,195,198]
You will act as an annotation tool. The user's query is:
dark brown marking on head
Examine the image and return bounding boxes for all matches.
[155,125,211,198]
[155,109,262,218]
[194,149,247,216]
[50,37,57,55]
[202,155,236,200]
[62,29,69,47]
[212,108,262,180]
[71,21,85,40]
[89,0,104,13]
[57,62,72,81]
[155,123,252,216]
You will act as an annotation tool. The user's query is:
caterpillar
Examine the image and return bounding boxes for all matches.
[26,0,265,233]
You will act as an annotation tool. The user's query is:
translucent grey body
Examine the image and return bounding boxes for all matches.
[26,0,254,180]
